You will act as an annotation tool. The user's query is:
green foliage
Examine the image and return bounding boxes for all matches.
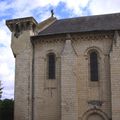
[0,99,14,120]
[0,87,3,99]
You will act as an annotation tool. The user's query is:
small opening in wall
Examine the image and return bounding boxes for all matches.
[47,53,56,79]
[90,51,99,81]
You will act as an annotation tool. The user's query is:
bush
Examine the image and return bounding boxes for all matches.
[0,99,14,120]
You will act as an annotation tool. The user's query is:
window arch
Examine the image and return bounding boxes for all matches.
[47,53,56,79]
[82,109,109,120]
[90,51,99,81]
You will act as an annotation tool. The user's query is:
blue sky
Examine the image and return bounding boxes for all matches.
[1,0,120,99]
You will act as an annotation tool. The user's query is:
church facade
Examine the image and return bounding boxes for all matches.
[6,13,120,120]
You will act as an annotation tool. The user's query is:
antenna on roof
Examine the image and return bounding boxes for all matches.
[51,9,54,17]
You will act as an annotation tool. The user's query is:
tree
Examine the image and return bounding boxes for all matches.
[0,99,14,120]
[0,83,3,99]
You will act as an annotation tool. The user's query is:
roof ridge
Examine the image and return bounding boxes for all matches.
[58,12,120,21]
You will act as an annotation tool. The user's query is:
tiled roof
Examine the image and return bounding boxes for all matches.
[38,13,120,36]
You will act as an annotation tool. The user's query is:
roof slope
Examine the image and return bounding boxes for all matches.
[37,17,56,32]
[38,13,120,36]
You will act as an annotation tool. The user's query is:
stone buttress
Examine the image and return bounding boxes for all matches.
[61,36,78,120]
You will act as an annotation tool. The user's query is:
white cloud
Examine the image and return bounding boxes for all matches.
[0,63,10,76]
[89,0,120,15]
[0,1,11,12]
[1,0,120,100]
[3,0,61,18]
[61,0,90,16]
[0,0,91,19]
[60,0,120,16]
[0,19,15,99]
[1,0,120,19]
[0,21,11,46]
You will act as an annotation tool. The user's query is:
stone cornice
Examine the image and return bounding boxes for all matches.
[6,17,38,32]
[31,31,114,45]
[71,31,114,41]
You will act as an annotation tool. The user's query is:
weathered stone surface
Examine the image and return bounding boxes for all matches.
[110,31,120,120]
[6,14,120,120]
[61,39,78,120]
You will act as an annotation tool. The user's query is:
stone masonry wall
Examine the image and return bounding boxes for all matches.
[61,39,78,120]
[33,32,113,120]
[72,32,112,119]
[33,38,64,120]
[12,31,113,120]
[13,31,33,120]
[110,31,120,120]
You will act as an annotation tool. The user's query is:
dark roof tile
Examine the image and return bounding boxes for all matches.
[38,13,120,36]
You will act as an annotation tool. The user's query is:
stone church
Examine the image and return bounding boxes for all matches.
[6,12,120,120]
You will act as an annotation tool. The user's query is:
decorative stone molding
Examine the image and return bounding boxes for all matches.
[88,100,103,108]
[84,46,103,59]
[32,37,66,45]
[82,109,109,120]
[6,17,37,38]
[113,30,120,47]
[31,31,114,45]
[6,17,37,31]
[72,32,114,41]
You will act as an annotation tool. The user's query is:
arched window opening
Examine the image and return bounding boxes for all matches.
[90,51,99,81]
[47,53,56,79]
